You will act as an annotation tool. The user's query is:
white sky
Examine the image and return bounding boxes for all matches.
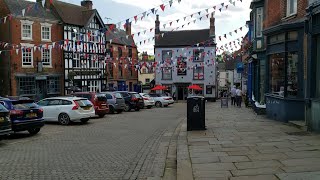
[29,0,251,55]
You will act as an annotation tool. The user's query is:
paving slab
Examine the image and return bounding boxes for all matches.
[276,171,320,180]
[179,101,320,180]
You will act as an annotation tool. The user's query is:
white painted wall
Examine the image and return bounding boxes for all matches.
[154,46,216,99]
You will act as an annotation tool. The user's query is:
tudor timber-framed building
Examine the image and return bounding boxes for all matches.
[51,0,107,93]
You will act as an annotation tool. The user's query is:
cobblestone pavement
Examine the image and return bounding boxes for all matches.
[0,103,186,180]
[187,101,320,180]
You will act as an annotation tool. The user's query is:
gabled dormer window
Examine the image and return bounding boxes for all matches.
[287,0,297,17]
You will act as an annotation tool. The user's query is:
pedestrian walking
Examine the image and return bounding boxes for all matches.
[236,86,242,107]
[230,86,236,106]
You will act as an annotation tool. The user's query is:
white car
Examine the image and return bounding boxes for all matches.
[139,93,155,109]
[149,93,170,108]
[161,94,175,105]
[37,97,95,125]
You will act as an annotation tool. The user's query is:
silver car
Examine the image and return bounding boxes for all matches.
[101,92,126,114]
[149,93,170,108]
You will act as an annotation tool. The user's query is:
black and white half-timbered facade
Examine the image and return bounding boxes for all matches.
[52,0,106,93]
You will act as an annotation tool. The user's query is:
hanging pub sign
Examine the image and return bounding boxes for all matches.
[177,57,187,75]
[237,62,244,73]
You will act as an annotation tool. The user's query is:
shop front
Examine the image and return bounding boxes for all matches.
[264,24,305,122]
[306,2,320,131]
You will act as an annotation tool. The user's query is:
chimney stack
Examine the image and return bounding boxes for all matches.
[126,22,132,36]
[155,15,160,35]
[210,13,215,38]
[81,0,93,10]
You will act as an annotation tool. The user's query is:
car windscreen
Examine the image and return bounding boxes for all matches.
[142,94,151,98]
[114,93,123,99]
[75,94,92,100]
[0,103,7,111]
[75,99,93,107]
[12,100,39,110]
[96,95,107,101]
[132,94,141,98]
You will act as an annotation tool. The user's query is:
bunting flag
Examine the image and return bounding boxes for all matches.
[160,4,165,11]
[169,0,173,7]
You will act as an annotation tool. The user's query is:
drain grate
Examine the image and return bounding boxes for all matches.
[286,131,311,136]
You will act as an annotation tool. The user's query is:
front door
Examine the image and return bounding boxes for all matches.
[36,80,47,101]
[178,86,184,100]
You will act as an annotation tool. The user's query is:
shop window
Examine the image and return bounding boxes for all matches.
[206,85,213,94]
[269,53,285,96]
[287,52,299,97]
[18,77,36,95]
[194,84,204,95]
[269,33,285,44]
[47,77,60,94]
[288,31,298,41]
[177,57,187,76]
[162,67,172,80]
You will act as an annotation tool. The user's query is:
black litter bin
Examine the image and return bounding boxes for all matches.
[187,96,206,131]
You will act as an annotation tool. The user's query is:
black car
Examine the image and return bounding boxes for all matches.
[116,91,144,112]
[0,98,44,135]
[0,103,12,139]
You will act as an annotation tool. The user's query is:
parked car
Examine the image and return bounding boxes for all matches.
[100,92,125,114]
[0,97,44,135]
[161,94,175,105]
[116,91,144,112]
[72,92,109,118]
[149,94,170,108]
[139,93,155,109]
[37,97,95,125]
[0,102,12,138]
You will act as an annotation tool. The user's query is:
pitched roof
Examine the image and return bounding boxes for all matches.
[3,0,57,20]
[52,0,95,26]
[105,26,135,46]
[155,29,212,47]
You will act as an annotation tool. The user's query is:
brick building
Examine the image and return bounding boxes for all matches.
[263,0,308,122]
[104,23,139,92]
[0,0,64,100]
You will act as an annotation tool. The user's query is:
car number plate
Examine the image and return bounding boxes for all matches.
[26,113,37,118]
[83,107,90,110]
[101,105,106,108]
[0,117,4,123]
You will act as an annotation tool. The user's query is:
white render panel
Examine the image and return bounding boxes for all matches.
[155,46,216,98]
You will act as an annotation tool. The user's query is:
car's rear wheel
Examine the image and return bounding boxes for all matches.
[58,113,70,125]
[81,118,89,124]
[135,107,140,111]
[28,128,40,135]
[147,106,152,109]
[98,114,105,118]
[124,104,131,112]
[155,101,162,108]
[117,110,123,114]
[109,106,115,114]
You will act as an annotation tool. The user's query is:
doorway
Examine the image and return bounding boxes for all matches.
[176,84,189,100]
[36,80,47,101]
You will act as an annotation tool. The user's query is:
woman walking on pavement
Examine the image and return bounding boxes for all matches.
[236,86,242,107]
